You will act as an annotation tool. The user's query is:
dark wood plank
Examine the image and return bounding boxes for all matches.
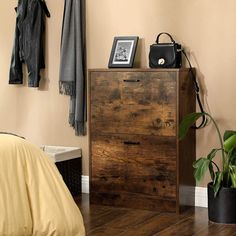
[87,227,125,236]
[84,208,127,233]
[155,208,208,236]
[86,209,158,236]
[117,213,190,236]
[76,194,236,236]
[103,209,158,229]
[195,223,236,236]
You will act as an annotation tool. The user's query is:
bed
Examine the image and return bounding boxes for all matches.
[0,133,85,236]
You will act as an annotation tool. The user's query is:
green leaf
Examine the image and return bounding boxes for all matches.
[223,134,236,153]
[229,164,236,188]
[206,149,220,178]
[213,171,223,197]
[208,162,215,181]
[179,112,204,140]
[207,148,219,161]
[229,149,236,165]
[193,158,210,183]
[227,147,236,165]
[223,130,236,142]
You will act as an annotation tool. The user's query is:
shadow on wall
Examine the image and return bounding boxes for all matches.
[133,38,147,68]
[182,47,210,116]
[191,51,210,115]
[38,71,50,91]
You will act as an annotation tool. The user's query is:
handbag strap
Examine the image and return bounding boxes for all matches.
[182,50,208,129]
[156,32,175,44]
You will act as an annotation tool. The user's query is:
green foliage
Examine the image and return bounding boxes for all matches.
[193,158,210,183]
[224,134,236,153]
[229,164,236,187]
[179,112,236,197]
[179,113,203,140]
[213,172,223,197]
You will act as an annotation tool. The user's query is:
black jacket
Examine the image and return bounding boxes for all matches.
[9,0,50,87]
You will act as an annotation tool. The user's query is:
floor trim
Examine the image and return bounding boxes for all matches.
[82,175,89,193]
[195,186,208,208]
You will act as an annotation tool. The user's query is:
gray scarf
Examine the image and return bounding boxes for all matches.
[59,0,86,135]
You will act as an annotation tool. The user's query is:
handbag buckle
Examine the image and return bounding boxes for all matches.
[158,58,165,65]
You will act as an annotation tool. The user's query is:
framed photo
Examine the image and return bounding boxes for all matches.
[108,36,139,68]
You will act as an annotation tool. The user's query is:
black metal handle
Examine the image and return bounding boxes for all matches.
[123,79,140,82]
[123,141,140,145]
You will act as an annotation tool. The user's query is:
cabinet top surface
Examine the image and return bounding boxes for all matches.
[88,68,192,72]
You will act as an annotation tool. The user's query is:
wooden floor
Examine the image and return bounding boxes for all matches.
[75,194,236,236]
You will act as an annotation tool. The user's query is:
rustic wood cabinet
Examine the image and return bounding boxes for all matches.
[89,69,196,213]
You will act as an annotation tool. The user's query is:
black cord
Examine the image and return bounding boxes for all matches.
[182,50,207,129]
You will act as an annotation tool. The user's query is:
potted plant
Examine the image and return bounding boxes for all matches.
[179,112,236,224]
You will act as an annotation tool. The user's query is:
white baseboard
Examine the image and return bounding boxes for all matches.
[180,185,207,208]
[82,175,89,193]
[81,176,208,207]
[195,186,208,208]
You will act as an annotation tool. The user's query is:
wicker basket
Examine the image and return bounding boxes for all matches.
[41,145,82,196]
[56,158,82,196]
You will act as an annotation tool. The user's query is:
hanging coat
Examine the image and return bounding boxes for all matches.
[9,0,50,87]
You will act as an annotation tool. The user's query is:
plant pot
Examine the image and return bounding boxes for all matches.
[208,182,236,224]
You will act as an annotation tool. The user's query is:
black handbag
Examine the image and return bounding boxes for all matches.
[149,32,182,68]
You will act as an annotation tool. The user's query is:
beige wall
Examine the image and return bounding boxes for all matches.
[0,0,88,174]
[1,0,236,184]
[0,2,18,132]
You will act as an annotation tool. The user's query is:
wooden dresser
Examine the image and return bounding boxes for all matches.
[89,68,196,213]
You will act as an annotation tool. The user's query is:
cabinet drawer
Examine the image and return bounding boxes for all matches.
[91,134,177,201]
[90,71,177,136]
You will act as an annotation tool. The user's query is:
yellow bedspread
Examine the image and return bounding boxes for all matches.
[0,134,85,236]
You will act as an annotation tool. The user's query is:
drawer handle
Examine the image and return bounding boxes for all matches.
[123,141,140,145]
[123,79,140,82]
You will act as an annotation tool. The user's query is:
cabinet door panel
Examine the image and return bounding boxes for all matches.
[90,71,177,136]
[91,135,127,193]
[90,134,177,211]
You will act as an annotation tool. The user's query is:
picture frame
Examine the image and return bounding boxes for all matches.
[108,36,139,68]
